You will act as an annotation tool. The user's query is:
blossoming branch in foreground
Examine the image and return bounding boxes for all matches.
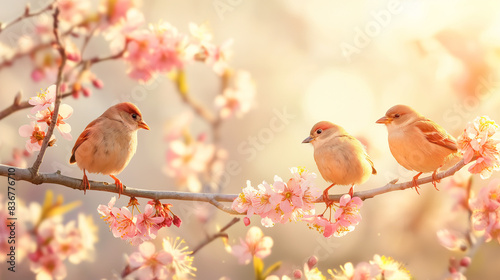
[97,197,181,245]
[228,226,273,265]
[469,179,500,243]
[125,237,196,280]
[19,85,74,152]
[458,115,500,179]
[329,254,411,280]
[232,167,364,238]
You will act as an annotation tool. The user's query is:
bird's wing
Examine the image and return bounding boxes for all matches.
[69,119,97,164]
[415,120,457,151]
[345,134,378,175]
[366,155,377,175]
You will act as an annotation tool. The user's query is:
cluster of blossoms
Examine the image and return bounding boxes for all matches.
[457,116,500,179]
[232,167,364,238]
[303,194,363,238]
[164,116,216,193]
[29,214,97,280]
[232,167,321,227]
[123,237,196,280]
[469,179,500,243]
[0,192,97,280]
[122,21,232,82]
[18,85,73,152]
[97,197,181,245]
[327,255,411,280]
[228,226,273,265]
[227,227,411,280]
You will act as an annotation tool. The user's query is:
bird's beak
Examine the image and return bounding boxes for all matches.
[138,121,150,130]
[302,136,313,143]
[376,116,392,124]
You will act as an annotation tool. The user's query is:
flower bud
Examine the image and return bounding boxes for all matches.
[293,269,302,279]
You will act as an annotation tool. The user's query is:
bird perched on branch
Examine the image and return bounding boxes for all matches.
[70,102,150,196]
[376,104,460,193]
[302,121,377,204]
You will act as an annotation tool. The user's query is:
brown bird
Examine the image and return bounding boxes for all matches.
[303,121,377,203]
[70,102,150,196]
[376,104,459,193]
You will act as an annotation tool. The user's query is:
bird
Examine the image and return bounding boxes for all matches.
[376,104,459,193]
[302,121,377,204]
[70,102,150,196]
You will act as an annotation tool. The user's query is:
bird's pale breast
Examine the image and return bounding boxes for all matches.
[75,121,137,175]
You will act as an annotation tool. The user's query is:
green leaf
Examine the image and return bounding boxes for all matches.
[176,69,189,96]
[262,261,282,279]
[253,256,264,280]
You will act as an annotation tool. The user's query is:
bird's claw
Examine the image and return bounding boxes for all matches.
[411,172,423,195]
[81,170,90,195]
[110,175,123,198]
[431,170,440,191]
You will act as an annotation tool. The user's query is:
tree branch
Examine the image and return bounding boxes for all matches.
[0,2,55,34]
[0,91,72,121]
[0,159,468,215]
[30,7,67,174]
[190,217,240,255]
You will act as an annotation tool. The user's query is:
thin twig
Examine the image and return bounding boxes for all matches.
[0,91,72,121]
[190,217,240,255]
[0,2,55,34]
[30,7,67,175]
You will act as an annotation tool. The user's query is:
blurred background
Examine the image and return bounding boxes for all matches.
[1,0,500,279]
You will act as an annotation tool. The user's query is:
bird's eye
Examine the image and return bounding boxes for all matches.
[131,113,138,120]
[394,114,400,118]
[316,129,322,134]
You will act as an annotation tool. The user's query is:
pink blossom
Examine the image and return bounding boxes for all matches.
[18,122,49,152]
[112,207,137,240]
[29,252,67,280]
[97,196,118,229]
[370,255,411,280]
[231,226,273,265]
[188,23,232,75]
[136,204,164,240]
[99,0,138,26]
[272,177,304,213]
[303,215,337,238]
[28,85,56,113]
[251,181,280,216]
[330,261,380,280]
[150,22,189,72]
[128,242,172,280]
[164,133,215,192]
[469,179,500,242]
[333,194,363,237]
[34,103,73,140]
[436,229,468,251]
[104,8,145,52]
[232,182,257,216]
[57,0,91,25]
[215,70,256,119]
[457,116,500,179]
[162,237,196,277]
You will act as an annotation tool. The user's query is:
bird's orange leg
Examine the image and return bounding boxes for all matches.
[411,172,423,195]
[110,175,123,198]
[431,169,441,191]
[81,169,90,194]
[323,183,335,207]
[348,185,355,197]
